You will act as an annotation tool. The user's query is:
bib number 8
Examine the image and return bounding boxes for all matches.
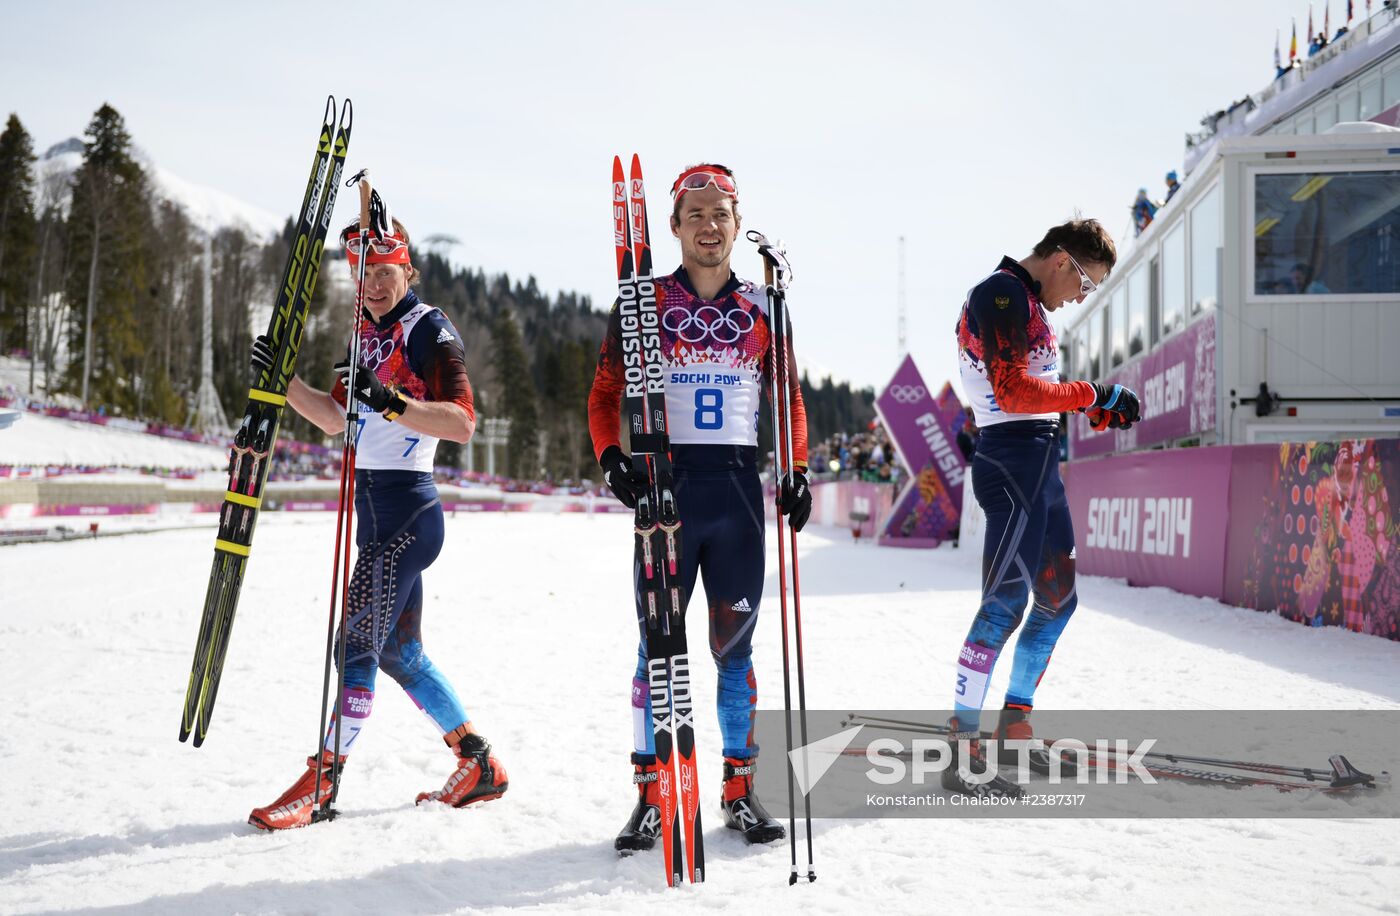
[694,388,723,430]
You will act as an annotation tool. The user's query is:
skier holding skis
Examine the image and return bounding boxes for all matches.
[248,208,507,830]
[947,218,1140,797]
[588,163,811,851]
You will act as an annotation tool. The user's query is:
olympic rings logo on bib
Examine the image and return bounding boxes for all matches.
[362,337,396,371]
[662,305,756,345]
[887,384,927,404]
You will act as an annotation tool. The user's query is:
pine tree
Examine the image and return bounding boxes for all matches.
[491,307,539,479]
[211,225,262,418]
[64,103,154,412]
[0,113,38,355]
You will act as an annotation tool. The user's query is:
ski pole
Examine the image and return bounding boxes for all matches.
[313,169,372,821]
[750,229,814,885]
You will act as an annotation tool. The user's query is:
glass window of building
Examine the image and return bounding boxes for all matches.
[1110,287,1127,367]
[1127,263,1149,357]
[1360,79,1382,120]
[1385,69,1400,108]
[1191,184,1221,313]
[1087,308,1103,380]
[1254,170,1400,295]
[1161,222,1186,337]
[1295,114,1315,134]
[1314,103,1339,133]
[1338,92,1359,122]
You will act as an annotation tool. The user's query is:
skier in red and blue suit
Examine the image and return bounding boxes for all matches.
[944,218,1141,797]
[587,163,810,851]
[248,203,507,829]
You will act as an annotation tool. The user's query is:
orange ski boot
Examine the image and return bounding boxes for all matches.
[415,733,509,808]
[249,749,345,831]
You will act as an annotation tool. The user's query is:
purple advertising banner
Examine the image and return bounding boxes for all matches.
[1065,438,1398,642]
[1069,315,1217,459]
[34,503,159,517]
[1225,439,1400,640]
[874,356,966,545]
[1061,447,1234,598]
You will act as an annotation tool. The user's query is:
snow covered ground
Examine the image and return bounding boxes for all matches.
[0,411,228,469]
[2,514,1398,915]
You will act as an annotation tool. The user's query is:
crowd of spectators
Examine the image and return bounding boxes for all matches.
[806,424,902,484]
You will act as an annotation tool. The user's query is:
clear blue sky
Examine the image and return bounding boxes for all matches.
[3,0,1321,391]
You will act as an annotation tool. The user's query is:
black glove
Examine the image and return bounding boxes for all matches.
[1088,383,1141,429]
[599,445,648,510]
[778,469,812,533]
[250,334,275,374]
[335,359,398,413]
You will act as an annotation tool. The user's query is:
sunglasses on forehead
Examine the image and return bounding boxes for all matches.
[670,168,738,199]
[343,233,408,257]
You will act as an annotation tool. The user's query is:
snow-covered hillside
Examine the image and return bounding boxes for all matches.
[38,140,282,241]
[0,514,1396,914]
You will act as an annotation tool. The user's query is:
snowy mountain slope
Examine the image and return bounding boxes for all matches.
[0,514,1396,914]
[38,140,282,241]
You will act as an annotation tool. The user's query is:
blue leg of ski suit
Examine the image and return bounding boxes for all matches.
[325,470,468,753]
[952,422,1078,731]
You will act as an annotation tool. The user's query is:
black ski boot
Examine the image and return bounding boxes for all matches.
[941,717,1026,799]
[615,754,663,855]
[995,703,1077,778]
[721,756,786,844]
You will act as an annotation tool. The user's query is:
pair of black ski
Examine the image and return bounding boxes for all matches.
[612,155,702,887]
[179,97,352,747]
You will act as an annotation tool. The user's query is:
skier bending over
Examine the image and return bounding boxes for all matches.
[587,163,812,850]
[248,201,507,830]
[946,218,1140,797]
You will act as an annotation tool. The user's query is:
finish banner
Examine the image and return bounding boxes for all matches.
[874,355,966,547]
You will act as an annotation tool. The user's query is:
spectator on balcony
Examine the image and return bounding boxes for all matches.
[1164,170,1181,204]
[1130,188,1158,236]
